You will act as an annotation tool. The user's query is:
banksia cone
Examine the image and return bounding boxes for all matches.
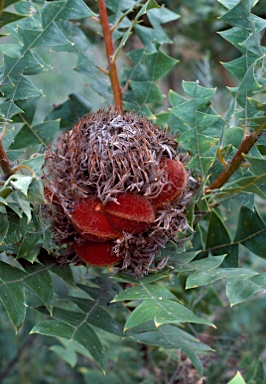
[45,109,193,277]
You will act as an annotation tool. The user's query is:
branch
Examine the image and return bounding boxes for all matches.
[98,0,123,110]
[206,121,266,192]
[0,140,13,179]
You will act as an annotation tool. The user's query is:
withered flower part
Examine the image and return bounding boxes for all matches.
[45,109,194,277]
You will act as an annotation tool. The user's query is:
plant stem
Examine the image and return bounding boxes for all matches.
[207,122,266,192]
[98,0,123,110]
[0,140,13,179]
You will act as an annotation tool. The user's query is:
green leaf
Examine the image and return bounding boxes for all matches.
[0,100,23,120]
[244,154,266,175]
[49,344,78,368]
[220,0,252,31]
[206,211,238,267]
[129,325,211,377]
[39,253,76,288]
[226,273,266,306]
[218,27,249,54]
[113,271,166,284]
[0,261,27,330]
[186,268,257,289]
[31,319,106,372]
[125,299,214,330]
[170,82,219,177]
[69,297,123,336]
[234,206,266,258]
[5,175,33,196]
[21,157,44,177]
[51,0,95,20]
[0,11,26,28]
[19,259,54,314]
[0,210,9,242]
[238,59,264,94]
[182,81,216,107]
[227,371,247,384]
[6,192,32,223]
[45,93,92,129]
[112,284,178,302]
[175,255,227,272]
[146,50,178,80]
[1,75,42,101]
[215,175,266,200]
[10,120,60,149]
[130,80,164,104]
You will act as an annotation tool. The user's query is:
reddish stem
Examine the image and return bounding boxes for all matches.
[207,122,266,192]
[98,0,123,110]
[0,140,12,179]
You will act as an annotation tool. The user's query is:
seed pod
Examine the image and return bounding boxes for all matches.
[70,196,120,242]
[102,193,155,233]
[149,158,187,208]
[74,240,124,266]
[45,109,193,277]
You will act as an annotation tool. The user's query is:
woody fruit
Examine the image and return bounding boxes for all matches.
[70,196,120,242]
[149,158,187,209]
[46,109,192,276]
[74,240,124,266]
[102,193,155,233]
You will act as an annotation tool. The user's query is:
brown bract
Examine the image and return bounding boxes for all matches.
[45,109,193,277]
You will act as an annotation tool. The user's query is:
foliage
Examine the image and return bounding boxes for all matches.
[0,0,266,382]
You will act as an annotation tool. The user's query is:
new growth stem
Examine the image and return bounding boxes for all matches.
[207,121,266,192]
[98,0,123,110]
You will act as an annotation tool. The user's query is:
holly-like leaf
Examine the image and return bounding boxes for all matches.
[45,93,92,129]
[234,206,266,258]
[170,82,219,177]
[10,120,60,149]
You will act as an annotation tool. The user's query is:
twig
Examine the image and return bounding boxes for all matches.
[206,121,266,192]
[98,0,123,110]
[0,140,13,179]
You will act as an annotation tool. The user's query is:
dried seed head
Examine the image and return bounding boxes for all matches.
[45,108,193,277]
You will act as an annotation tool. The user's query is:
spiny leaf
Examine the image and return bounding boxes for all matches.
[10,120,60,149]
[234,206,266,258]
[170,81,219,177]
[0,11,26,28]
